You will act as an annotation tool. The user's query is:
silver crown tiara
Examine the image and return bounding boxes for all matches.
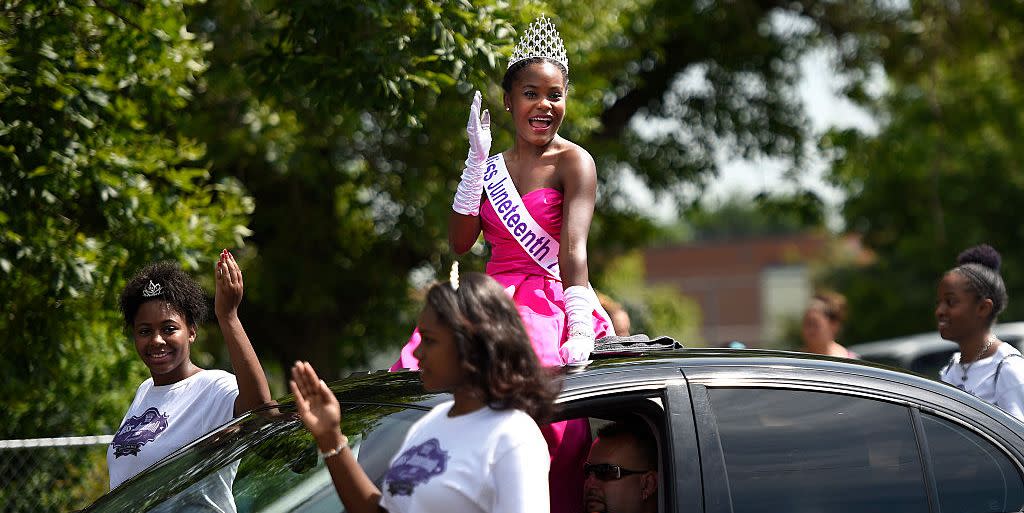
[142,280,164,298]
[508,14,568,74]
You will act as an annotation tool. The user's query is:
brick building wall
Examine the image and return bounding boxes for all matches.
[644,234,836,347]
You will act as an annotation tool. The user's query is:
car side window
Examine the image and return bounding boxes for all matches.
[706,388,929,513]
[558,394,673,513]
[921,413,1024,513]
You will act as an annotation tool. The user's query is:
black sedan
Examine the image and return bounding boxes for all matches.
[83,345,1024,513]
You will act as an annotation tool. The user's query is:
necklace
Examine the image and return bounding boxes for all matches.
[959,336,995,388]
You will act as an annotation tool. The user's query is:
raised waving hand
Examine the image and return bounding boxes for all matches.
[452,91,491,217]
[290,361,342,441]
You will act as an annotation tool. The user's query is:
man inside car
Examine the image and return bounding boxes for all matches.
[583,420,659,513]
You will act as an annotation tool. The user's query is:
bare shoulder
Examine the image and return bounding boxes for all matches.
[556,139,596,184]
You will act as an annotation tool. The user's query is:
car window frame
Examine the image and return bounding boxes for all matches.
[913,406,1024,513]
[687,384,731,513]
[909,406,942,512]
[557,382,698,513]
[665,382,703,513]
[912,402,1024,479]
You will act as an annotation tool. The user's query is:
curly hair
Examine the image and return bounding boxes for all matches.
[502,57,568,92]
[424,272,559,422]
[119,261,207,330]
[949,243,1008,324]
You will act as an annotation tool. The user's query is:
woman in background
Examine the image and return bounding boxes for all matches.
[800,289,858,358]
[937,244,1024,419]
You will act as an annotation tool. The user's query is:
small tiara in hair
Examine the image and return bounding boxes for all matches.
[449,262,460,291]
[508,14,569,74]
[142,280,164,298]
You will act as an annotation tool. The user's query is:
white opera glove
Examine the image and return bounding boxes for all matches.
[560,285,596,364]
[452,91,491,216]
[465,90,491,165]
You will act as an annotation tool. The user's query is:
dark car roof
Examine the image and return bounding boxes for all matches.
[553,348,1024,439]
[358,348,912,399]
[564,347,941,385]
[562,348,944,392]
[350,347,1018,417]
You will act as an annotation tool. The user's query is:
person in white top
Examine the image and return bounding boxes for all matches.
[290,268,557,513]
[937,244,1024,420]
[107,250,273,492]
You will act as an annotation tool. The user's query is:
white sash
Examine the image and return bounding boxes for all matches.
[482,154,561,280]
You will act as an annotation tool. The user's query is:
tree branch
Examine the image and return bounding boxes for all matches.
[90,0,145,32]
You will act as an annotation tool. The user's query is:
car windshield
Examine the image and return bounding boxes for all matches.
[87,372,440,513]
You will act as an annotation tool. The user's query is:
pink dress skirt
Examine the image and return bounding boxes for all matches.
[391,187,612,513]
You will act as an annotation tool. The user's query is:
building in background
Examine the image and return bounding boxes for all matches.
[644,233,866,347]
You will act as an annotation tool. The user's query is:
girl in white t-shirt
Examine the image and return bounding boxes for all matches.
[107,250,273,490]
[290,269,557,513]
[937,244,1024,419]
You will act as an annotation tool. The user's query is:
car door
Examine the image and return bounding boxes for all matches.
[678,364,1024,513]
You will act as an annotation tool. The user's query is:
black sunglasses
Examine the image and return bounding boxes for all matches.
[583,462,649,481]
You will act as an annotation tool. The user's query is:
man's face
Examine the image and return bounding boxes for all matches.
[584,435,657,513]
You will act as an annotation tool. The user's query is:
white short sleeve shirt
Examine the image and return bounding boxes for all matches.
[941,342,1024,420]
[107,369,239,489]
[379,401,550,513]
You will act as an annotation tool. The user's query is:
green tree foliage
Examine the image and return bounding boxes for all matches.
[1,0,910,433]
[180,0,520,376]
[678,191,827,242]
[179,0,899,378]
[822,2,1024,343]
[0,1,916,508]
[572,0,898,207]
[0,1,251,440]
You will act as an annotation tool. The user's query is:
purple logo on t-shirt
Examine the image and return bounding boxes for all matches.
[384,438,449,496]
[111,407,169,458]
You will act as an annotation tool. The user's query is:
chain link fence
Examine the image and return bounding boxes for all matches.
[0,436,112,513]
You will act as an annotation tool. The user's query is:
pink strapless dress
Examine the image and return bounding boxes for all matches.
[391,187,611,513]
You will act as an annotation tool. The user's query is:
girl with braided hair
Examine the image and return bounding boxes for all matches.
[937,244,1024,419]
